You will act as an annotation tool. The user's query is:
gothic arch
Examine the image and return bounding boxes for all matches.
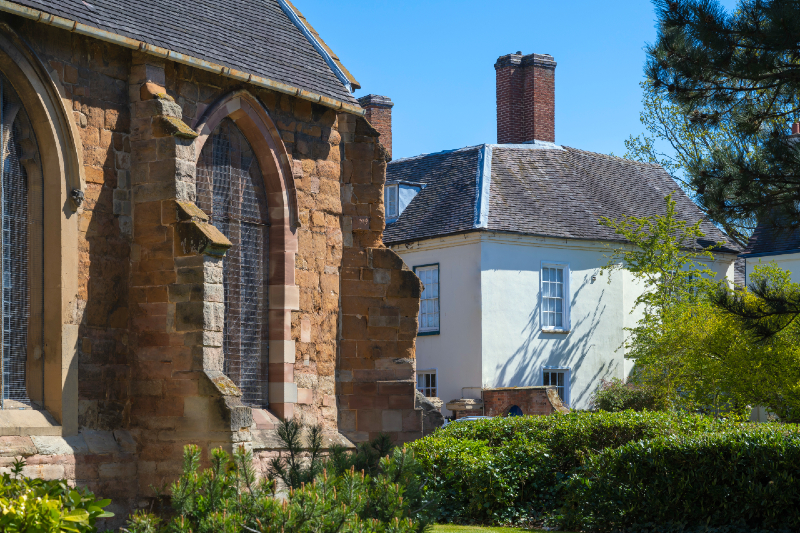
[193,90,299,419]
[0,24,84,435]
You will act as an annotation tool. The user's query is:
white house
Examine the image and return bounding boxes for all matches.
[382,52,740,415]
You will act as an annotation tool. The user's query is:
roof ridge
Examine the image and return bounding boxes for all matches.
[562,146,663,167]
[389,144,484,164]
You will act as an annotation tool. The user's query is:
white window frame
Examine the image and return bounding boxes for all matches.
[416,369,438,397]
[414,263,440,334]
[540,262,570,332]
[385,183,399,220]
[543,367,570,406]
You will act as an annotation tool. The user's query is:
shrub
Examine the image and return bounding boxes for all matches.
[411,411,800,528]
[562,429,800,532]
[591,378,670,412]
[412,435,552,523]
[427,410,741,474]
[128,442,432,533]
[0,459,113,533]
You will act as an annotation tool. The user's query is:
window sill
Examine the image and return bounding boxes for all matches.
[541,329,570,335]
[0,409,61,437]
[418,331,440,336]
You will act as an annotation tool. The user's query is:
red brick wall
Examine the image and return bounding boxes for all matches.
[357,95,394,160]
[495,53,556,144]
[483,387,565,417]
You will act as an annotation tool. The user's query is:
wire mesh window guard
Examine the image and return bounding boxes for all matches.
[0,74,44,410]
[197,118,269,408]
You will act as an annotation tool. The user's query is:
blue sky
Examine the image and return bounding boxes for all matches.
[299,0,737,161]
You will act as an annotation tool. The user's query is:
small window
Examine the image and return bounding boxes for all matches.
[543,369,568,404]
[417,369,437,397]
[385,184,398,219]
[415,264,439,334]
[541,263,570,331]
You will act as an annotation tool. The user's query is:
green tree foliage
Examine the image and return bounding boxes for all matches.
[266,418,325,490]
[646,0,800,235]
[624,81,754,244]
[599,192,720,320]
[0,459,113,533]
[601,195,800,420]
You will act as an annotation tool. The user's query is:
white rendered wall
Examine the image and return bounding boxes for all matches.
[390,234,483,416]
[393,232,738,413]
[480,234,628,409]
[743,253,800,285]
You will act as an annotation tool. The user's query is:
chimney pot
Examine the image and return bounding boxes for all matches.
[793,122,800,135]
[357,94,394,159]
[495,51,556,144]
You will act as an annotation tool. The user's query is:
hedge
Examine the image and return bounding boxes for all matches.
[410,411,800,530]
[562,429,800,532]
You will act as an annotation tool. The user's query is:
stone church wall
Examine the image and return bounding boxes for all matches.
[0,13,422,525]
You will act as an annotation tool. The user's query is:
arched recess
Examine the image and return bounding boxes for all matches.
[0,24,84,435]
[194,90,300,419]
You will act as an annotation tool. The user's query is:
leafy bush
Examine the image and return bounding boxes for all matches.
[410,411,800,528]
[0,459,113,532]
[591,378,669,412]
[562,430,800,532]
[426,410,742,474]
[412,435,552,523]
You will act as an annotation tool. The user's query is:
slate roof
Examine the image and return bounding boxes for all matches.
[742,223,800,256]
[384,143,740,254]
[3,0,357,104]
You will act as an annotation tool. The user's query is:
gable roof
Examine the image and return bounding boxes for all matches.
[384,143,741,254]
[0,0,360,110]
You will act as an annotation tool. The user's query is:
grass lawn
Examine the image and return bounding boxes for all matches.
[431,524,555,533]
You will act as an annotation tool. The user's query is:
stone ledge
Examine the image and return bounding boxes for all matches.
[0,429,136,456]
[251,429,354,451]
[446,398,484,412]
[0,409,61,437]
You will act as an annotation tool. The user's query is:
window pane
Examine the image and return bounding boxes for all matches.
[557,269,563,282]
[417,266,439,332]
[543,268,550,281]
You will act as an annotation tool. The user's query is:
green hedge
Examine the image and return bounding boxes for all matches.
[411,411,800,530]
[412,436,553,523]
[562,430,800,532]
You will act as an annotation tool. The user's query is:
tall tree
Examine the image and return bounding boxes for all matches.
[624,81,755,245]
[648,0,800,331]
[646,0,800,234]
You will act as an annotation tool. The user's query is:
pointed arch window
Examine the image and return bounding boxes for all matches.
[0,74,44,410]
[197,118,270,408]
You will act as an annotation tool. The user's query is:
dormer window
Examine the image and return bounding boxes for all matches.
[385,184,398,220]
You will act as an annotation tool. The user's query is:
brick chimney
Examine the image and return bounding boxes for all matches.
[357,94,394,159]
[495,52,556,144]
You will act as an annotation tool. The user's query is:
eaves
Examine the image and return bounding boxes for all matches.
[0,0,364,116]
